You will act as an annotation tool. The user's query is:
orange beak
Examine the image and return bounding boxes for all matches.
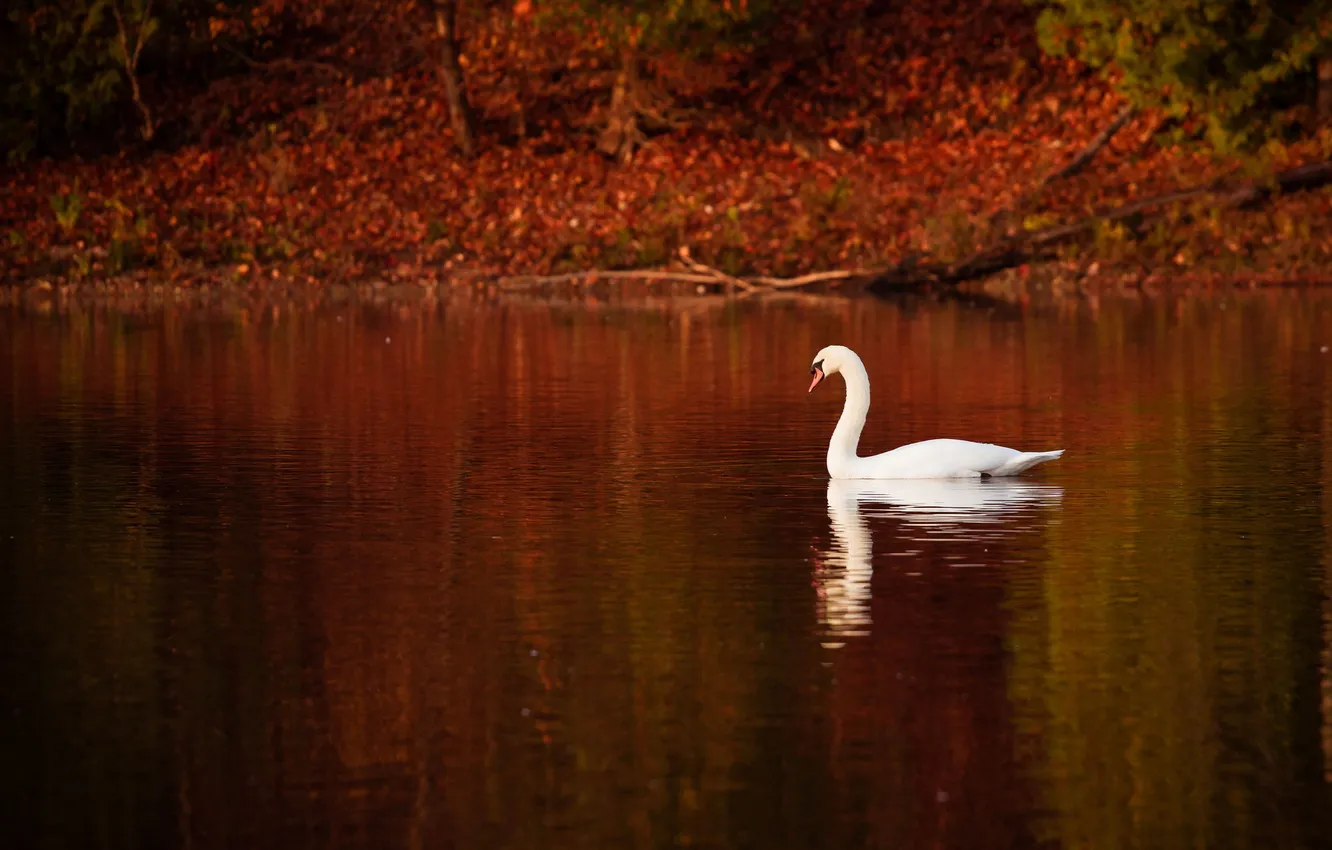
[808,367,824,393]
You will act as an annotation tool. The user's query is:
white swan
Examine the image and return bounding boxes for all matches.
[808,345,1064,479]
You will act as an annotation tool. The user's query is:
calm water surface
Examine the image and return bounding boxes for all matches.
[2,292,1331,849]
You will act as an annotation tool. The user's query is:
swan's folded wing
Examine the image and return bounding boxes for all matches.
[855,440,1062,479]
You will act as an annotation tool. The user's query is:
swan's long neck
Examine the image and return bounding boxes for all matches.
[829,354,870,472]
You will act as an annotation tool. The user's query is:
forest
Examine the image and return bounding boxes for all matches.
[3,0,1332,293]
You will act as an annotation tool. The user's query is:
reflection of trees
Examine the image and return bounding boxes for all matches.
[0,396,169,850]
[1323,385,1332,790]
[814,477,1062,850]
[1,299,835,848]
[1007,296,1332,850]
[2,292,1332,848]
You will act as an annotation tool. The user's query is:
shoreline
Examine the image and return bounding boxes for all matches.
[6,266,1332,317]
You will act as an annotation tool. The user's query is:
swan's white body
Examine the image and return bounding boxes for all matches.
[809,345,1064,480]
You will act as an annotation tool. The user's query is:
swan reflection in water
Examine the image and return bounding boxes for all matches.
[815,477,1064,649]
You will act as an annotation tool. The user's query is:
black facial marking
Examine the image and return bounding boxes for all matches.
[810,359,824,375]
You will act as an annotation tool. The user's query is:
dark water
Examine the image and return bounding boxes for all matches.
[2,291,1331,850]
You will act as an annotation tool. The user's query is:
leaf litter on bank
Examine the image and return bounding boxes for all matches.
[3,0,1331,290]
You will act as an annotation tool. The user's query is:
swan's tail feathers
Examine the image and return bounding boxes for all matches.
[993,449,1064,477]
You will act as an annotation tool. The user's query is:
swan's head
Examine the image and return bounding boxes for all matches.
[808,345,856,393]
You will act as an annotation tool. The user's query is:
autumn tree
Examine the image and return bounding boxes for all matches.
[1,1,138,159]
[109,0,158,141]
[0,0,258,158]
[426,0,477,156]
[540,0,778,162]
[1036,0,1332,152]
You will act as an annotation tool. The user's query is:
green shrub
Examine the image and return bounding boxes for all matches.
[1035,0,1332,152]
[1,0,249,159]
[2,2,126,159]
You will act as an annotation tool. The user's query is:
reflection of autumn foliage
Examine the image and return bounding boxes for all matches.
[3,293,1332,847]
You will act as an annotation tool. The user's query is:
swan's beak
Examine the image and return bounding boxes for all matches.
[808,366,825,393]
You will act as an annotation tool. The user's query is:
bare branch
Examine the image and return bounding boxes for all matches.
[110,1,155,141]
[221,46,347,79]
[676,249,759,293]
[1039,104,1136,187]
[750,269,878,289]
[496,269,726,290]
[983,103,1138,241]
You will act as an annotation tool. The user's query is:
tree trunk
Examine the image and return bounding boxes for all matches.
[1318,57,1332,127]
[512,3,534,139]
[433,0,475,157]
[598,48,644,164]
[111,0,155,142]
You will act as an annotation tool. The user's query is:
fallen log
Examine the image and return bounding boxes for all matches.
[868,158,1332,292]
[495,159,1332,296]
[496,251,879,294]
[496,269,723,290]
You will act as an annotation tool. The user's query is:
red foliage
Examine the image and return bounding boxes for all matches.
[2,0,1330,288]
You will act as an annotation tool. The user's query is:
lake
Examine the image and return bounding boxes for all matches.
[2,289,1331,850]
